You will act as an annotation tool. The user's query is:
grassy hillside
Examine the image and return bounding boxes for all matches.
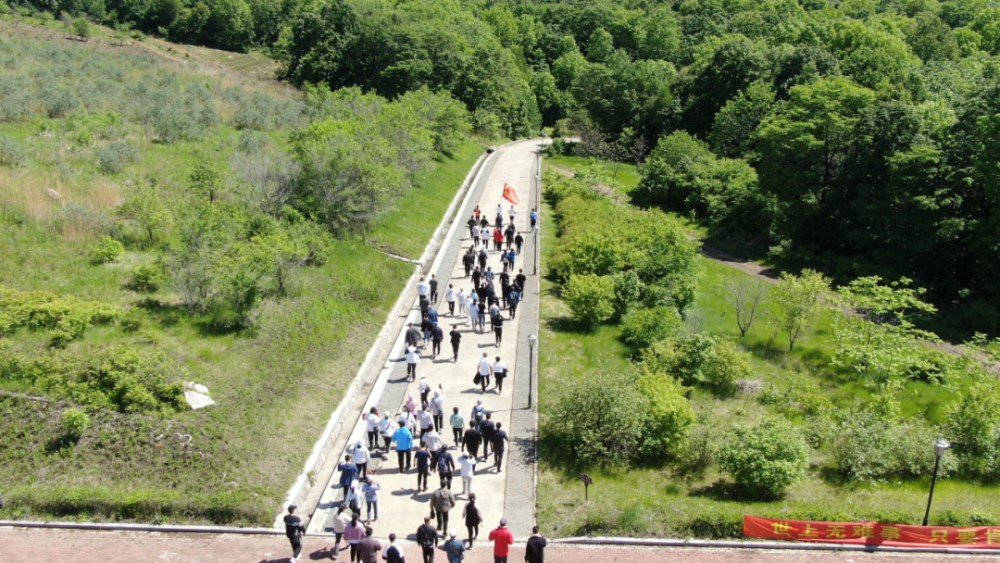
[0,27,482,524]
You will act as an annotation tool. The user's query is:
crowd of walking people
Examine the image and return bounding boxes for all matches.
[282,193,541,563]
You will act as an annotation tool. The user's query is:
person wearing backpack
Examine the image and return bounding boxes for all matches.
[492,315,504,346]
[442,530,466,563]
[437,447,456,489]
[416,516,438,563]
[283,504,307,563]
[507,289,520,320]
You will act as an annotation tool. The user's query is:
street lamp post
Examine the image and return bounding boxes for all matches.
[527,334,537,408]
[922,439,951,526]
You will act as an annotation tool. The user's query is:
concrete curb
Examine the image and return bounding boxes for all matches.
[553,536,1000,555]
[0,520,281,535]
[275,149,490,527]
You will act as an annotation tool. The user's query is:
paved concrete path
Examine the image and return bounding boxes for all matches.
[308,139,545,542]
[4,527,996,563]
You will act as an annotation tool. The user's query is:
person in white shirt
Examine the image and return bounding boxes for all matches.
[508,205,515,225]
[330,505,351,558]
[458,453,478,496]
[418,375,431,404]
[364,407,380,450]
[423,428,444,470]
[351,440,371,477]
[446,284,456,315]
[477,353,493,393]
[405,346,419,382]
[430,388,446,431]
[417,277,429,298]
[378,414,395,453]
[398,410,416,434]
[417,408,434,441]
[468,302,479,332]
[492,357,507,394]
[381,533,405,563]
[456,288,467,316]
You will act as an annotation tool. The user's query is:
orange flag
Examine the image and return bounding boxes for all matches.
[502,183,520,205]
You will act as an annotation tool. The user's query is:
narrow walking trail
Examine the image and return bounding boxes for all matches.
[308,139,544,543]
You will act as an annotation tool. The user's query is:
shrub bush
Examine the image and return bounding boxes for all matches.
[543,367,695,466]
[61,407,90,437]
[610,270,643,320]
[700,339,753,397]
[90,235,125,263]
[119,307,148,332]
[97,140,139,174]
[830,409,957,481]
[717,417,809,499]
[0,134,26,167]
[562,274,615,326]
[946,381,1000,480]
[621,305,682,350]
[125,263,163,293]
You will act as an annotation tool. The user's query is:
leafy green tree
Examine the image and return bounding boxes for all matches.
[718,417,809,499]
[683,35,767,137]
[832,277,939,390]
[562,274,615,326]
[907,12,958,62]
[756,77,876,247]
[972,8,1000,55]
[709,82,775,159]
[71,17,90,41]
[586,27,614,63]
[61,407,90,439]
[827,20,921,90]
[116,184,172,243]
[189,157,226,203]
[770,269,830,351]
[292,117,406,235]
[637,7,680,62]
[636,369,696,459]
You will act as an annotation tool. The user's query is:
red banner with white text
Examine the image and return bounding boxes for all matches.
[744,516,1000,548]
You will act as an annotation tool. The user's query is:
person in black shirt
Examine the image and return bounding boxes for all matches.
[415,444,432,491]
[471,267,482,289]
[416,516,438,563]
[463,250,475,277]
[504,225,515,249]
[462,421,482,460]
[431,324,444,359]
[467,215,477,240]
[449,326,462,362]
[429,274,439,304]
[515,270,526,290]
[479,414,495,461]
[492,315,503,346]
[514,232,524,254]
[525,526,547,563]
[492,422,509,472]
[283,504,307,563]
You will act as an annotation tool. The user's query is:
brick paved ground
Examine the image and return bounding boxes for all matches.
[3,527,998,563]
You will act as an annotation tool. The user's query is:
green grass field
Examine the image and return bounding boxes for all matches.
[535,158,1000,538]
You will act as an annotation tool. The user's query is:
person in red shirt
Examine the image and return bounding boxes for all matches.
[488,518,514,563]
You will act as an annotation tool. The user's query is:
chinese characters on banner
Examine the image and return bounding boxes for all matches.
[744,516,1000,548]
[502,183,520,205]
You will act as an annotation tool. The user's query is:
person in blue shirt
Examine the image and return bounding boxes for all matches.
[508,289,520,320]
[338,454,359,497]
[392,424,414,473]
[530,209,538,228]
[428,309,438,325]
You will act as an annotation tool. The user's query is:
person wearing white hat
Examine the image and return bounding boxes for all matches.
[442,530,465,563]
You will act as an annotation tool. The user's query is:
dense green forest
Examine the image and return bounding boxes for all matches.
[13,0,1000,334]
